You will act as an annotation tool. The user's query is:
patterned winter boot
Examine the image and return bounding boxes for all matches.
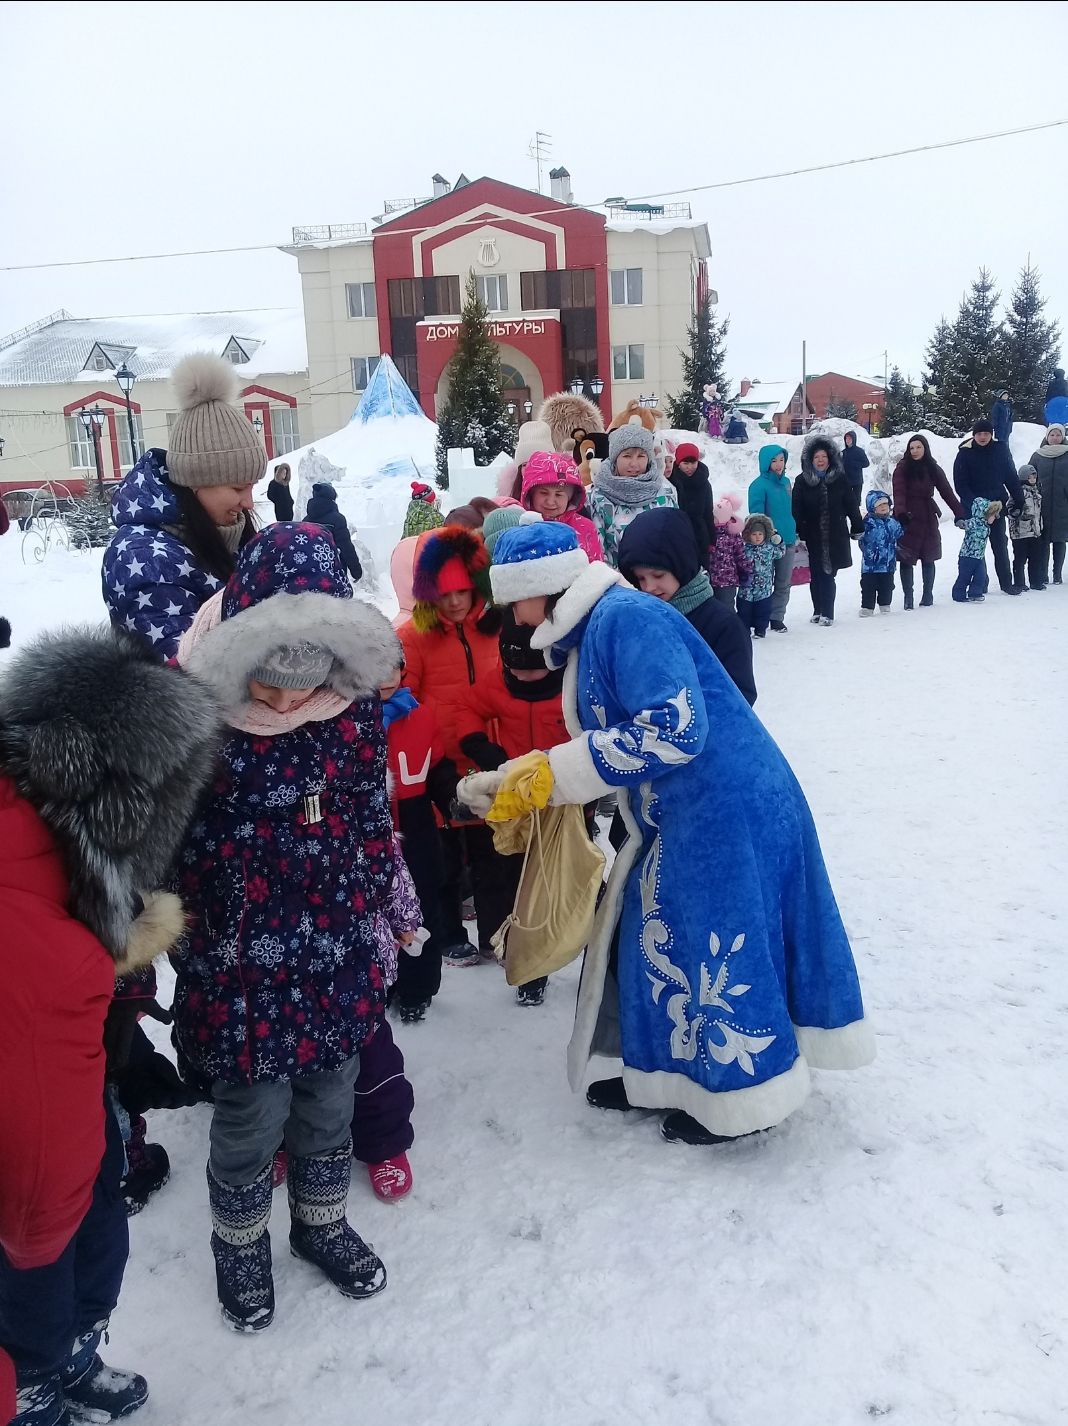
[12,1373,69,1426]
[207,1163,275,1333]
[62,1323,149,1423]
[121,1118,169,1216]
[288,1143,387,1299]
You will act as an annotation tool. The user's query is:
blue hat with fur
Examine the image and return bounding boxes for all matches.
[490,520,589,604]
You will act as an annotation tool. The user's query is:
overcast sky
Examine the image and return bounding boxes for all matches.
[3,0,1066,391]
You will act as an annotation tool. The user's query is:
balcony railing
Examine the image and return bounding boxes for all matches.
[605,201,692,221]
[290,223,368,244]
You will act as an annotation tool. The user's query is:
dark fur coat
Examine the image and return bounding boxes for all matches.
[0,626,220,969]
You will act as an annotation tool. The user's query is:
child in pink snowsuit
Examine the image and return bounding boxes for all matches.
[520,450,604,562]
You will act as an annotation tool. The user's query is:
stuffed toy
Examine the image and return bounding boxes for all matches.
[702,384,724,439]
[713,491,744,536]
[607,399,662,433]
[571,427,610,487]
[538,393,604,453]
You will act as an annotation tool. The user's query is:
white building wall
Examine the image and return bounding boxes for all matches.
[293,243,380,440]
[606,228,699,413]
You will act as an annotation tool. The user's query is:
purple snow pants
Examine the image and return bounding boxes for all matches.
[351,1020,414,1164]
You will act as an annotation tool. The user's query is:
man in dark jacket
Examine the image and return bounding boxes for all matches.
[617,507,757,707]
[668,442,715,559]
[1046,369,1068,402]
[953,419,1024,594]
[305,481,363,581]
[840,431,870,496]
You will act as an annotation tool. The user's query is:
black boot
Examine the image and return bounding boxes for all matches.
[121,1120,169,1216]
[660,1111,738,1146]
[288,1143,386,1299]
[900,563,914,611]
[62,1324,149,1423]
[919,562,935,607]
[208,1163,275,1332]
[585,1077,634,1111]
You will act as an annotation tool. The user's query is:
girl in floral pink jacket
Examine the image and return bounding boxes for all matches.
[521,451,604,561]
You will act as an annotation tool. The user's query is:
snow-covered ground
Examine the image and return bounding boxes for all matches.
[2,512,1066,1426]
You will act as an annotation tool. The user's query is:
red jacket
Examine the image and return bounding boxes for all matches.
[397,602,500,775]
[455,664,569,762]
[0,777,113,1272]
[387,699,446,801]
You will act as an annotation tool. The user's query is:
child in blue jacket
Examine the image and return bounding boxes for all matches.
[858,490,904,616]
[952,497,1003,603]
[737,514,784,637]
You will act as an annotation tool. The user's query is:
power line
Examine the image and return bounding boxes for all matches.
[1,118,1063,275]
[626,117,1068,202]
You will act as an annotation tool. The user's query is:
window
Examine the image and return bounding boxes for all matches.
[66,415,95,468]
[388,278,420,318]
[91,351,111,372]
[270,406,301,455]
[520,267,595,311]
[345,282,377,319]
[351,356,381,391]
[422,275,460,317]
[612,344,645,381]
[117,412,145,468]
[392,352,419,392]
[476,274,508,312]
[610,268,643,305]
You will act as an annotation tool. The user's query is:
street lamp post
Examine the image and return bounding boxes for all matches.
[568,377,585,397]
[79,405,108,499]
[639,393,659,410]
[114,362,139,465]
[523,400,533,418]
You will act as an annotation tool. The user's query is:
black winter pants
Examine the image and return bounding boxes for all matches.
[1037,538,1066,584]
[393,797,445,1008]
[860,571,895,609]
[0,1106,128,1380]
[438,824,519,953]
[987,514,1013,592]
[1011,537,1045,590]
[809,569,837,620]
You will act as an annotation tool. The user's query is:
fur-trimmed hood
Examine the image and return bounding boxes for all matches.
[0,625,221,962]
[537,392,604,453]
[181,523,402,710]
[800,436,845,485]
[742,513,776,543]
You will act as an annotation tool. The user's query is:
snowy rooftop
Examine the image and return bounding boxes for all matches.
[0,308,308,387]
[736,380,797,414]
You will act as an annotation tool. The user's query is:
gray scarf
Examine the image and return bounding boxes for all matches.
[594,466,670,509]
[218,519,246,555]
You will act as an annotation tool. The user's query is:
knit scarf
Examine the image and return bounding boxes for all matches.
[594,466,668,508]
[177,591,351,736]
[670,570,715,615]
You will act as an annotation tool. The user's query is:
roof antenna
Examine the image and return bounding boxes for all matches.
[527,131,551,194]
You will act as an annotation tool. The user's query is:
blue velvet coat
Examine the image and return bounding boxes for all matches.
[535,565,873,1136]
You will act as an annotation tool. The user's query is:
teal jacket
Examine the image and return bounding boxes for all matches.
[748,445,797,545]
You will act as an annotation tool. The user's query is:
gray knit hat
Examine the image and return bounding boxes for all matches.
[168,353,267,489]
[250,641,333,691]
[607,423,655,466]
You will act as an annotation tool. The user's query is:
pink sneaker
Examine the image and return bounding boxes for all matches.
[271,1148,288,1189]
[368,1154,413,1201]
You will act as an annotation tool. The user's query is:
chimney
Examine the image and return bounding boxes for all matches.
[549,166,573,204]
[740,378,752,397]
[431,173,450,199]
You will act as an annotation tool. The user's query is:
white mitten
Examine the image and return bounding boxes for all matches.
[458,768,506,817]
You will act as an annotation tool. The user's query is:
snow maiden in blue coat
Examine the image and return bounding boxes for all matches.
[174,522,404,1331]
[461,523,873,1147]
[102,353,265,659]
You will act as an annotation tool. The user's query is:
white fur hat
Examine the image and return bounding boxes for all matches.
[513,420,554,468]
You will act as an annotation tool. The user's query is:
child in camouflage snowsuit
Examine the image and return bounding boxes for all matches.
[737,514,784,636]
[952,497,1002,603]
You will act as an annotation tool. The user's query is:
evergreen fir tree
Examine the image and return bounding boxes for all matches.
[936,267,1002,433]
[434,272,514,488]
[881,366,922,436]
[665,295,730,430]
[825,394,858,420]
[921,317,957,436]
[996,259,1061,423]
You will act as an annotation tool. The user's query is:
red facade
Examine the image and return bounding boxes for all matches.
[371,178,613,418]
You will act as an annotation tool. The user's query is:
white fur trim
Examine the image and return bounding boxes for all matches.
[548,734,612,805]
[184,592,401,710]
[530,562,626,651]
[560,649,583,736]
[490,545,590,604]
[623,1056,812,1137]
[567,778,643,1090]
[794,1018,876,1070]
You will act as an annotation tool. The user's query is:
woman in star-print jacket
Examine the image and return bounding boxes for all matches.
[101,353,266,661]
[173,522,406,1326]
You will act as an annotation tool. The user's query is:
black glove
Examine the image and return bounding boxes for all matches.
[897,513,910,528]
[112,1049,201,1115]
[459,732,508,772]
[954,519,967,530]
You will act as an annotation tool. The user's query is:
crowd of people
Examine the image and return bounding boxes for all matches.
[3,353,1065,1424]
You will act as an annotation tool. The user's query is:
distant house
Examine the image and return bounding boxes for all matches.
[0,308,307,493]
[798,372,885,428]
[736,378,815,434]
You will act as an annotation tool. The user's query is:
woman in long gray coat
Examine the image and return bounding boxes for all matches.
[1029,422,1068,585]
